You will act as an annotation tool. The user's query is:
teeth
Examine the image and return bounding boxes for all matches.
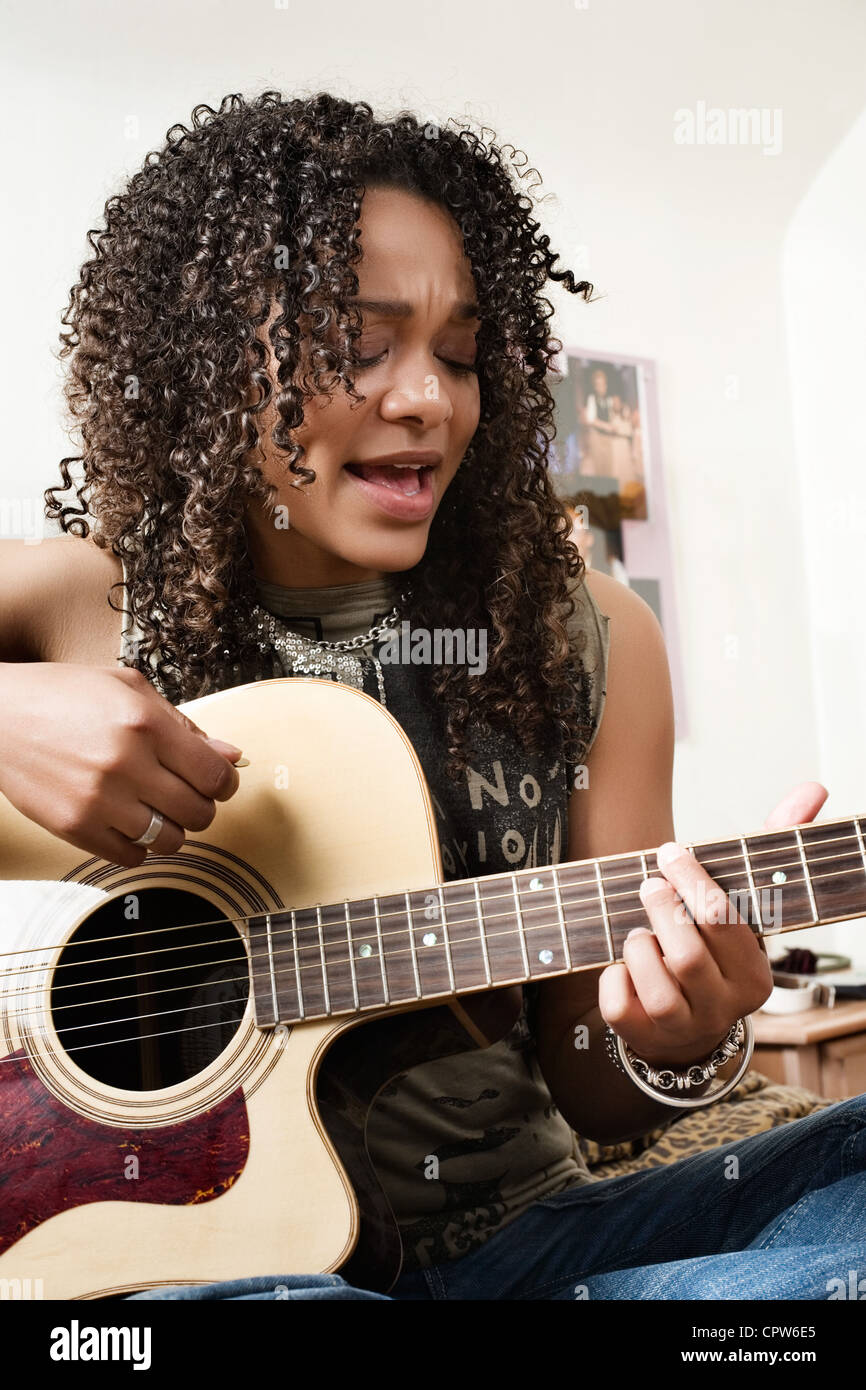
[346,460,428,499]
[348,461,426,470]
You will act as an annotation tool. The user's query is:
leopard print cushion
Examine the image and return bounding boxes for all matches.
[579,1069,830,1180]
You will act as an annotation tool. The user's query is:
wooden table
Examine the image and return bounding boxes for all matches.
[751,998,866,1098]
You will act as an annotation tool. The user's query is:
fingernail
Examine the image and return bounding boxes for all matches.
[656,841,686,870]
[205,737,243,759]
[626,926,652,941]
[639,875,668,898]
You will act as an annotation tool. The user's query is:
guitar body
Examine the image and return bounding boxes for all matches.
[0,678,478,1298]
[7,674,850,1298]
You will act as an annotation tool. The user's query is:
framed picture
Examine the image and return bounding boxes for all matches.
[549,349,688,736]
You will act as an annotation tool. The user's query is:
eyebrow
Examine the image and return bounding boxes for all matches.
[349,297,480,321]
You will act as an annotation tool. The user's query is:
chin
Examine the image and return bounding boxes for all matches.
[356,533,432,574]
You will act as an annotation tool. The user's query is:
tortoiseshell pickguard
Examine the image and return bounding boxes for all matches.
[0,1050,249,1255]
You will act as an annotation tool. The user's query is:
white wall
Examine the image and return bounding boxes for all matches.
[2,0,865,953]
[781,108,866,963]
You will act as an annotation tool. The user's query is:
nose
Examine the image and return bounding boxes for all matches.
[378,355,454,429]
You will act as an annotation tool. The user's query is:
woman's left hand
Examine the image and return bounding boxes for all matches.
[598,781,829,1068]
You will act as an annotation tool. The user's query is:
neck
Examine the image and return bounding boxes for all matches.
[246,514,385,590]
[248,813,866,1027]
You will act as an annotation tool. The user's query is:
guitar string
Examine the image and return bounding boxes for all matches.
[0,857,859,1044]
[0,846,854,1071]
[0,823,860,969]
[0,880,846,1072]
[0,844,861,1022]
[0,1009,252,1064]
[0,841,857,995]
[0,857,784,1018]
[0,824,858,963]
[0,843,855,1011]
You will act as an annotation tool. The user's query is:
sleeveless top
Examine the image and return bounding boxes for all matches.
[119,569,611,1271]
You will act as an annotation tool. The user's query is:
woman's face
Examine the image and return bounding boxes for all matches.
[247,185,482,587]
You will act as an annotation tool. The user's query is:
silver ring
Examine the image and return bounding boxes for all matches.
[131,807,164,847]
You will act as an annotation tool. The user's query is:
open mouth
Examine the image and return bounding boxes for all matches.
[343,461,434,498]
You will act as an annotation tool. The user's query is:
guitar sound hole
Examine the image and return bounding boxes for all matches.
[50,889,250,1091]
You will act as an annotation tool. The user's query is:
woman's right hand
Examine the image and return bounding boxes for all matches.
[0,662,242,867]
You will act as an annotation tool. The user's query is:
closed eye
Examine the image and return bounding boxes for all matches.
[355,350,478,376]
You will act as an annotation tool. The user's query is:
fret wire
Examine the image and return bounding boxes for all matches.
[6,824,865,995]
[693,822,860,869]
[10,843,866,1030]
[4,834,866,1038]
[273,856,856,978]
[257,841,866,994]
[56,824,866,974]
[437,884,456,993]
[794,828,819,923]
[290,911,305,1020]
[708,829,860,872]
[270,854,805,982]
[740,836,763,934]
[554,832,860,893]
[169,842,866,1023]
[473,880,492,985]
[640,852,649,877]
[274,854,864,986]
[551,867,572,969]
[593,860,615,961]
[404,892,422,998]
[18,821,864,972]
[247,874,866,1021]
[557,863,636,907]
[316,905,330,1014]
[373,896,389,1004]
[265,912,279,1022]
[565,843,823,898]
[854,818,866,880]
[707,825,857,871]
[511,874,530,977]
[505,825,837,909]
[344,900,360,1010]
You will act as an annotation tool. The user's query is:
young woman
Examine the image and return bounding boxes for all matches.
[1,91,864,1302]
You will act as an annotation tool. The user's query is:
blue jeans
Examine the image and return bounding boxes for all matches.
[128,1092,866,1301]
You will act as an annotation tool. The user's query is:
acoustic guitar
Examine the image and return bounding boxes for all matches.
[0,677,863,1297]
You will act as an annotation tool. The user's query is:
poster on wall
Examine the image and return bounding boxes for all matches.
[548,349,688,737]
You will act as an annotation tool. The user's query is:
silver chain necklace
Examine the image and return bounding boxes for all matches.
[251,601,402,707]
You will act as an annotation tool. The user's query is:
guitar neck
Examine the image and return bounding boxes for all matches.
[249,814,866,1028]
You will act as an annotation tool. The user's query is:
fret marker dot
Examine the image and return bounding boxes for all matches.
[358,943,373,958]
[422,932,438,947]
[529,878,544,891]
[771,871,787,884]
[538,949,554,965]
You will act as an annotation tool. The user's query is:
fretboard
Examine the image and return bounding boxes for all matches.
[248,814,866,1028]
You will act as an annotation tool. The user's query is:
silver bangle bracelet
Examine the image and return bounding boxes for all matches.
[604,1017,755,1109]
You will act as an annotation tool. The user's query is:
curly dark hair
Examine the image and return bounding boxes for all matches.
[46,89,595,776]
